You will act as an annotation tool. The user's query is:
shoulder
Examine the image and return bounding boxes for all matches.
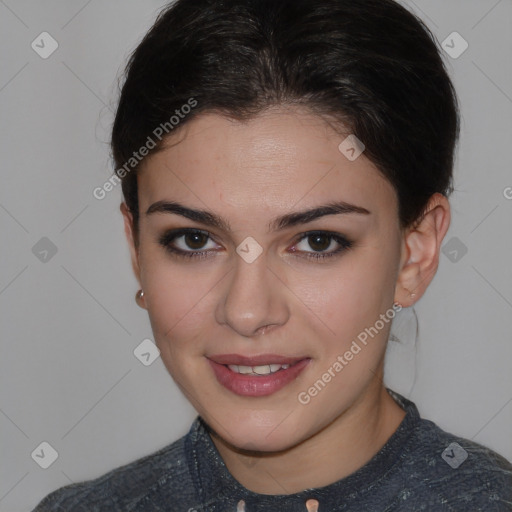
[31,425,197,512]
[402,414,512,510]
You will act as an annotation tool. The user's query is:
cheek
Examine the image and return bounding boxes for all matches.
[292,252,398,410]
[139,251,217,358]
[298,245,397,340]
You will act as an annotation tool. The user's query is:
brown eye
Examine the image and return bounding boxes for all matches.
[158,228,220,260]
[292,231,354,261]
[183,232,209,250]
[307,233,332,252]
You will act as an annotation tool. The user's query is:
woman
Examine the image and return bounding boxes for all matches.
[33,0,512,510]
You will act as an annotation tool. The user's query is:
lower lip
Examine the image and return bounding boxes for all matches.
[208,358,311,397]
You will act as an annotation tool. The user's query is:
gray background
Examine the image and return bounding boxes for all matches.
[0,1,511,510]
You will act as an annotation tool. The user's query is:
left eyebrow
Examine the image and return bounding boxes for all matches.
[145,200,371,232]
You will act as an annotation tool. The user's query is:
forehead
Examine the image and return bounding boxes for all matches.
[137,107,397,223]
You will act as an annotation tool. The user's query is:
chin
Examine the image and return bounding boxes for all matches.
[203,404,311,453]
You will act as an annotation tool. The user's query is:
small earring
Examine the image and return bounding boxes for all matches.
[135,289,145,308]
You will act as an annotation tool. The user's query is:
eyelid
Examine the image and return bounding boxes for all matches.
[290,230,353,258]
[159,228,221,250]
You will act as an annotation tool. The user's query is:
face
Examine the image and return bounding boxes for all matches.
[125,106,405,452]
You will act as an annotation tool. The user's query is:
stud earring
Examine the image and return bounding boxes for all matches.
[135,289,145,308]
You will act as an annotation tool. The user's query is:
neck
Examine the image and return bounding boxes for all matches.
[209,381,406,495]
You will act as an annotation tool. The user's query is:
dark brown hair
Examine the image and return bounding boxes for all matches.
[111,0,460,245]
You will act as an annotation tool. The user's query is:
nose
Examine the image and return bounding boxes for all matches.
[215,252,290,338]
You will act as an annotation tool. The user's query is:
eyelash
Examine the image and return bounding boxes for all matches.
[158,228,354,262]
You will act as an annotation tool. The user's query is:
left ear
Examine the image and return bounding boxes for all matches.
[394,193,451,307]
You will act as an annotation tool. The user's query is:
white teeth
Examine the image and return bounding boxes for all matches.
[253,365,271,375]
[227,363,292,375]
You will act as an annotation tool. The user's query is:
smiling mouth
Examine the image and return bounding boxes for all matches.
[207,355,311,397]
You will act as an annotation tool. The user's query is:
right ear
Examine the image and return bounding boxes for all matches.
[120,202,142,287]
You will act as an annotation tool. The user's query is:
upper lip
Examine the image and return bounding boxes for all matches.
[207,353,308,366]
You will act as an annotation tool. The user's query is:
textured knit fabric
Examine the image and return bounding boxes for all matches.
[32,390,512,511]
